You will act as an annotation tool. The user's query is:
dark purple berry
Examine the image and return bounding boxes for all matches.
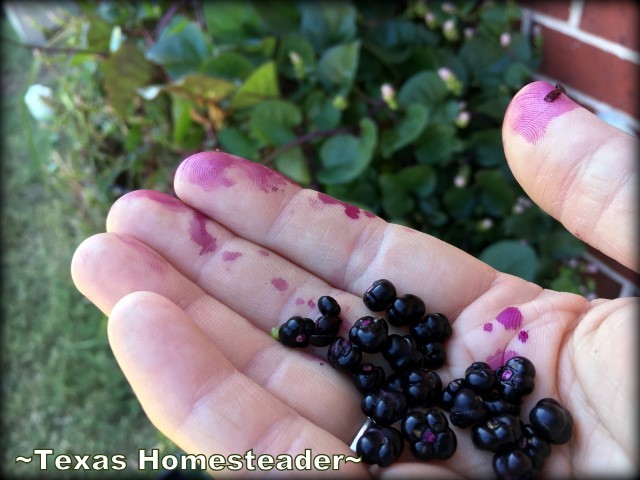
[529,398,573,445]
[401,409,457,461]
[441,378,468,410]
[315,315,342,336]
[465,361,497,394]
[519,424,551,470]
[421,341,446,369]
[382,334,424,372]
[385,372,404,392]
[471,414,524,453]
[483,391,522,417]
[402,369,443,408]
[493,449,535,480]
[317,295,341,317]
[349,316,389,353]
[386,294,426,326]
[327,337,361,371]
[496,356,536,402]
[352,363,386,394]
[361,388,408,426]
[356,425,404,467]
[308,333,336,347]
[363,279,397,312]
[410,313,452,344]
[277,316,315,348]
[448,387,489,428]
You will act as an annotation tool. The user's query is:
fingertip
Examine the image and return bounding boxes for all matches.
[503,80,581,145]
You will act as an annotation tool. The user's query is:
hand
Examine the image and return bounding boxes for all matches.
[71,81,638,478]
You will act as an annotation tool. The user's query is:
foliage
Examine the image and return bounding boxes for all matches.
[27,0,586,288]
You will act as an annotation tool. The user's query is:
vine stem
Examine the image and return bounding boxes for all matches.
[261,125,358,166]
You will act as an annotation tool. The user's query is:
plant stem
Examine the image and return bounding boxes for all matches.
[261,126,357,166]
[154,1,187,39]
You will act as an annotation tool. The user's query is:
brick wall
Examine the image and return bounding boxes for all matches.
[518,0,639,298]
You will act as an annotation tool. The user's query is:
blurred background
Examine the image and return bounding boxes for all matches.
[1,0,638,477]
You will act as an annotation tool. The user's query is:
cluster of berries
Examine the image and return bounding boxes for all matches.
[274,279,573,479]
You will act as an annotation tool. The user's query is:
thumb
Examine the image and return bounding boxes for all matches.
[502,81,638,273]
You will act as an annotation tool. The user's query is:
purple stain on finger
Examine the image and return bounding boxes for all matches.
[307,299,316,309]
[178,151,296,193]
[124,189,186,211]
[189,211,217,255]
[114,233,167,274]
[222,251,242,261]
[271,277,289,292]
[518,330,529,343]
[496,307,523,331]
[314,192,375,220]
[483,322,493,332]
[258,249,271,257]
[486,348,521,370]
[505,81,580,144]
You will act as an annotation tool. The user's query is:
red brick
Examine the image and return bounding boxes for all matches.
[580,0,640,51]
[518,0,571,20]
[535,24,640,119]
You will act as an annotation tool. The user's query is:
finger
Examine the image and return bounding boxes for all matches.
[172,151,497,318]
[502,80,639,272]
[71,233,363,443]
[108,290,369,477]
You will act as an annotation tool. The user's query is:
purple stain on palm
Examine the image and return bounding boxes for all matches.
[484,322,493,332]
[308,299,316,309]
[518,330,529,343]
[295,298,305,306]
[486,348,521,370]
[271,277,288,292]
[496,307,523,331]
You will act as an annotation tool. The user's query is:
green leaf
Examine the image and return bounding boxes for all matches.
[217,127,260,160]
[397,70,448,108]
[146,16,209,80]
[201,52,254,80]
[203,1,264,43]
[317,118,377,184]
[164,74,236,103]
[100,42,154,119]
[317,41,360,90]
[368,19,437,63]
[458,35,504,80]
[170,94,202,148]
[504,62,531,89]
[443,188,475,218]
[380,104,429,157]
[277,33,316,78]
[468,130,505,167]
[304,91,341,131]
[415,124,459,165]
[249,100,302,145]
[231,61,279,109]
[539,230,586,260]
[380,165,437,218]
[479,240,538,281]
[299,1,357,51]
[475,169,516,216]
[380,173,414,218]
[273,146,311,185]
[252,0,299,33]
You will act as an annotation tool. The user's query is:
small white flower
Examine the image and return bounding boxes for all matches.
[567,258,579,268]
[454,175,466,188]
[438,67,453,81]
[585,262,600,274]
[443,19,456,32]
[109,25,124,53]
[500,32,512,47]
[512,204,525,214]
[381,83,395,101]
[464,27,475,39]
[455,111,471,128]
[24,84,55,122]
[288,51,302,65]
[479,218,494,230]
[425,12,436,27]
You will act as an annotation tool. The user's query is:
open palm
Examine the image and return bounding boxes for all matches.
[71,82,637,478]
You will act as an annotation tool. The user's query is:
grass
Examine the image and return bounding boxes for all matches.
[0,18,177,478]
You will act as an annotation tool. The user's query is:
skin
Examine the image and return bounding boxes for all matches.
[71,81,638,478]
